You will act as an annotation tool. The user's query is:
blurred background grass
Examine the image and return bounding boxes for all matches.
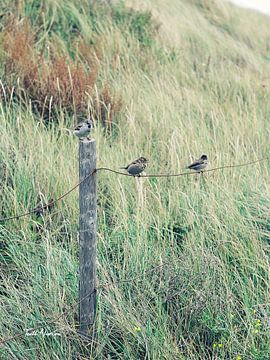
[0,0,270,359]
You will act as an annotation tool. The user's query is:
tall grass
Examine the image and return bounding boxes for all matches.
[0,0,270,359]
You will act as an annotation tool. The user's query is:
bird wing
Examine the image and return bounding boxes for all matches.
[127,163,144,175]
[130,160,138,166]
[123,160,137,168]
[187,159,204,169]
[74,123,83,131]
[74,122,89,131]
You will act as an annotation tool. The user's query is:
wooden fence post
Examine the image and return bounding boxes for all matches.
[79,138,97,335]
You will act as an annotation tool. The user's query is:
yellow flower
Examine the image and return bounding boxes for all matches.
[134,326,141,332]
[253,329,259,334]
[236,356,242,360]
[218,343,223,348]
[230,313,235,319]
[253,309,256,315]
[213,343,217,348]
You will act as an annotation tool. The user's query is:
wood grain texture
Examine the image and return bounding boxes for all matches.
[79,139,97,334]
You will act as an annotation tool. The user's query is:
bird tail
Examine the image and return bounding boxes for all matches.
[120,167,127,170]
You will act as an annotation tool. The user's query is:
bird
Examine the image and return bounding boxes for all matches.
[187,154,208,173]
[73,119,93,140]
[34,198,54,218]
[120,157,149,176]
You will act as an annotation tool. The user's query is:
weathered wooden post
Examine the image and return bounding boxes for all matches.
[79,138,97,335]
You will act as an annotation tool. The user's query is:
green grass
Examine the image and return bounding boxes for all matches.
[0,0,270,359]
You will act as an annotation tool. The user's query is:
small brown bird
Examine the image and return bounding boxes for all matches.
[120,157,149,176]
[73,119,93,140]
[187,154,208,173]
[34,198,54,218]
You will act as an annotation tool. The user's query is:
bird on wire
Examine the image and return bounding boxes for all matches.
[187,154,208,173]
[34,198,54,218]
[73,118,93,140]
[120,157,149,177]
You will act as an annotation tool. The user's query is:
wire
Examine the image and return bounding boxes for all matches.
[0,262,169,346]
[0,156,268,222]
[0,171,96,222]
[0,156,269,344]
[97,156,268,178]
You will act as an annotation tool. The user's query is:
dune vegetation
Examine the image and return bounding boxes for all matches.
[0,0,270,359]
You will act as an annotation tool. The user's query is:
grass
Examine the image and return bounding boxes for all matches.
[0,0,270,359]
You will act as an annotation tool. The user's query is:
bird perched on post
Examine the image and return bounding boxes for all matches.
[187,154,208,173]
[120,157,149,176]
[73,119,93,140]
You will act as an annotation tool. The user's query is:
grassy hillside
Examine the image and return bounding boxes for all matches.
[0,0,270,359]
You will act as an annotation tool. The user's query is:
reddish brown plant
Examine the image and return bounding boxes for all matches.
[0,17,123,127]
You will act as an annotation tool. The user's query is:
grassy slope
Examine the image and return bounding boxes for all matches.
[0,0,270,359]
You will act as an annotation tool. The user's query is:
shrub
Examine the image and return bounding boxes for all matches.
[0,17,122,126]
